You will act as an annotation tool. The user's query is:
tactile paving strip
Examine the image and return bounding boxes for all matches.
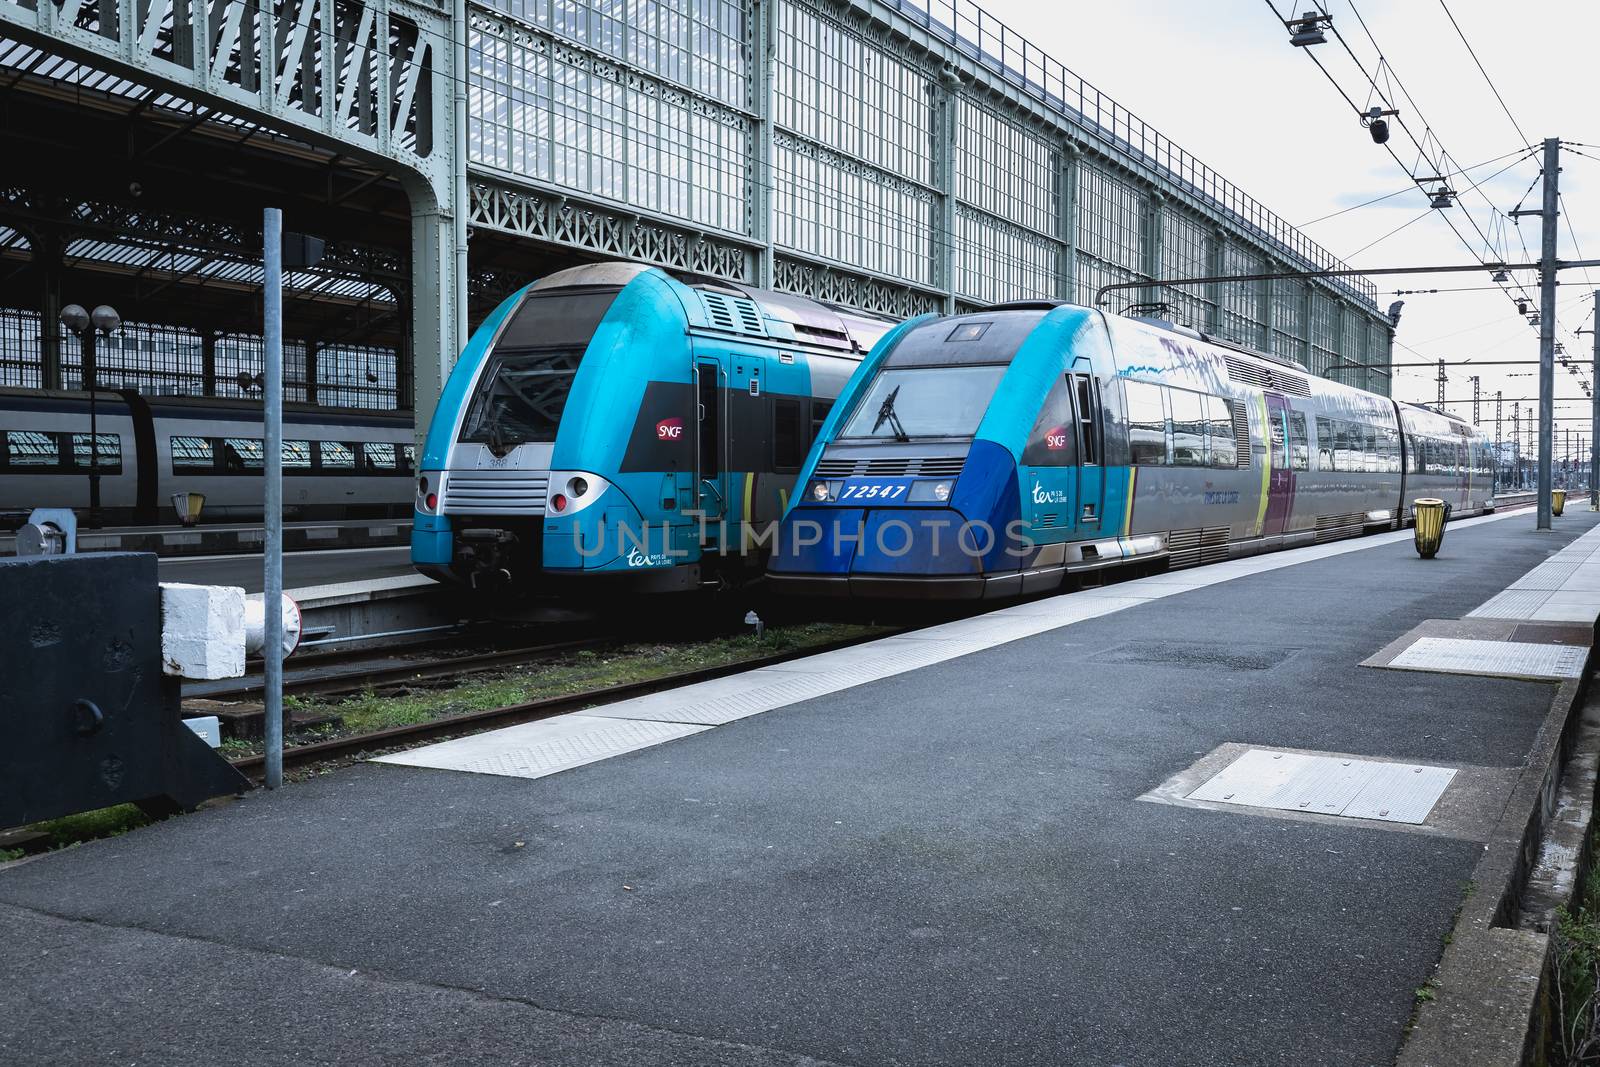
[1188,749,1455,824]
[1468,589,1559,619]
[1387,636,1586,679]
[372,715,710,779]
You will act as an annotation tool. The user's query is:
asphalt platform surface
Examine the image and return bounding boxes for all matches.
[4,511,1594,1066]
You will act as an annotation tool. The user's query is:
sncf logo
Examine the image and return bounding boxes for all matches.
[656,417,685,441]
[1044,426,1070,450]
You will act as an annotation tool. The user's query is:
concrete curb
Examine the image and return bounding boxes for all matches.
[0,522,410,558]
[1398,639,1597,1066]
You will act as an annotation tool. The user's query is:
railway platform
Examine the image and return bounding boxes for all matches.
[5,507,1600,1066]
[0,517,411,560]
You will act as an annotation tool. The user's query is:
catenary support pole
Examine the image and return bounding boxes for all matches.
[263,207,284,791]
[1592,293,1598,507]
[1537,137,1560,529]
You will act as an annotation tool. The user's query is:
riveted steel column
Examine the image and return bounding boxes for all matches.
[1143,189,1164,311]
[1299,282,1313,375]
[406,176,457,450]
[1259,260,1275,353]
[1205,226,1224,335]
[751,0,776,288]
[934,68,959,313]
[1058,141,1079,304]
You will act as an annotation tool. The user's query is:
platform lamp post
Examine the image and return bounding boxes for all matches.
[59,303,120,529]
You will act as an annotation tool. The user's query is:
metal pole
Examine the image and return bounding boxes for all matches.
[85,328,101,528]
[263,207,284,791]
[1537,137,1560,528]
[1514,407,1522,487]
[1592,293,1599,506]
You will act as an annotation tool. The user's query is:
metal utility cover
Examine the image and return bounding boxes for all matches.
[1388,637,1585,679]
[1188,748,1456,824]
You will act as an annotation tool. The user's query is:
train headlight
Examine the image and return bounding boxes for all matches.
[810,480,840,503]
[417,471,443,514]
[544,472,609,517]
[909,479,954,503]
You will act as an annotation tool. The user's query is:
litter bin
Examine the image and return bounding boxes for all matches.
[1413,498,1447,559]
[1553,489,1567,517]
[171,491,205,527]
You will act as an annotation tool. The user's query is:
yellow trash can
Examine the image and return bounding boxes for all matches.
[171,491,206,527]
[1553,489,1567,516]
[1413,498,1447,559]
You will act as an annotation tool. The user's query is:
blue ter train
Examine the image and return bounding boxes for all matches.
[412,262,892,592]
[767,302,1496,599]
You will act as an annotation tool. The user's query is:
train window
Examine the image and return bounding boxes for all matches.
[697,364,721,477]
[1203,396,1236,469]
[4,430,61,469]
[222,438,263,471]
[1170,390,1205,467]
[1315,417,1334,471]
[809,400,832,443]
[363,442,400,472]
[1124,380,1167,466]
[459,347,584,447]
[283,441,313,471]
[1267,407,1287,469]
[1364,428,1378,473]
[319,442,356,470]
[773,399,803,472]
[402,445,416,476]
[1074,374,1101,466]
[1287,412,1309,471]
[68,433,121,472]
[171,436,214,473]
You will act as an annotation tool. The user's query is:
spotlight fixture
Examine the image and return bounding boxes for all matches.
[1286,10,1331,46]
[1360,106,1398,145]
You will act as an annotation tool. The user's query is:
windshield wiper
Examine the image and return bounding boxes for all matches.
[871,385,911,442]
[485,401,509,457]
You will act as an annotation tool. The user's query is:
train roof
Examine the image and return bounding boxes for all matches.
[531,261,895,355]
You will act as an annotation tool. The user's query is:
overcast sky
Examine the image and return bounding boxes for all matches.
[978,0,1599,448]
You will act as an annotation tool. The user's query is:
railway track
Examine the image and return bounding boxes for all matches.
[192,635,612,700]
[227,630,890,779]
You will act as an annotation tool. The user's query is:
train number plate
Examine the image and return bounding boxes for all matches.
[837,479,914,502]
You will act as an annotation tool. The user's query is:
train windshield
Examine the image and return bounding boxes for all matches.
[458,287,619,450]
[839,365,1006,440]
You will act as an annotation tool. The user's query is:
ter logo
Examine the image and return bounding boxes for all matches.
[1044,426,1070,450]
[656,417,685,441]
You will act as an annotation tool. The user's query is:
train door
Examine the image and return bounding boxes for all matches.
[1263,394,1292,537]
[1069,367,1104,536]
[695,359,728,541]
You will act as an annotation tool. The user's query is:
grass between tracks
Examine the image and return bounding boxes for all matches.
[1553,827,1600,1064]
[219,620,885,758]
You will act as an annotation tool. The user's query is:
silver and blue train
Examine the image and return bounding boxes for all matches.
[0,387,414,524]
[411,262,891,591]
[767,302,1495,598]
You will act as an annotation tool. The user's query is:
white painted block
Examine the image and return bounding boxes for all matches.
[160,582,247,679]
